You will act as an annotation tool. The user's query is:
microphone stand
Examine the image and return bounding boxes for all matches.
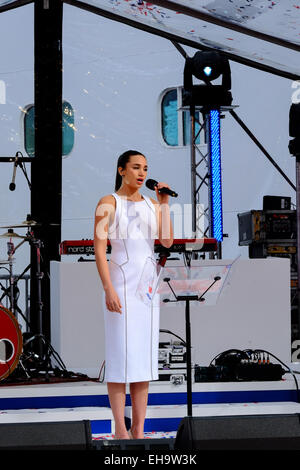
[9,151,32,192]
[163,275,221,417]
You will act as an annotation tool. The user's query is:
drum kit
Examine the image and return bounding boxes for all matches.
[0,215,70,383]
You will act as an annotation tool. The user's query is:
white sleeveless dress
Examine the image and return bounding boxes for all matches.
[103,192,160,383]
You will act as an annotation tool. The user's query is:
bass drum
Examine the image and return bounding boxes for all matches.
[0,304,23,381]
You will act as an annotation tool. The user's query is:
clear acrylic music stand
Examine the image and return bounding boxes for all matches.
[137,262,233,417]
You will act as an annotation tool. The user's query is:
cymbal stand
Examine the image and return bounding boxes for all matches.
[24,229,70,379]
[17,229,44,343]
[7,239,16,316]
[0,227,45,343]
[0,237,27,319]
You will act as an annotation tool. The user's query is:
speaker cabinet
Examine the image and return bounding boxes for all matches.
[0,420,93,450]
[175,415,300,450]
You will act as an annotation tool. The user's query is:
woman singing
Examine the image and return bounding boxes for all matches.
[94,150,173,439]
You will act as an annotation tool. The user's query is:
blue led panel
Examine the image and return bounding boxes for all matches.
[209,109,223,242]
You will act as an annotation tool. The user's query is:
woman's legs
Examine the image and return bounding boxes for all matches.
[129,381,149,439]
[107,381,149,439]
[107,382,129,439]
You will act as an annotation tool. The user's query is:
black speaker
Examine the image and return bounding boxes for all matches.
[0,420,93,450]
[174,415,300,450]
[263,195,291,211]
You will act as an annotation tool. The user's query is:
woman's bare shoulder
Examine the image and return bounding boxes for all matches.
[97,194,115,205]
[95,194,116,214]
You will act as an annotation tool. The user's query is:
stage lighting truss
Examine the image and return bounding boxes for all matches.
[181,50,235,257]
[178,105,229,247]
[181,107,209,240]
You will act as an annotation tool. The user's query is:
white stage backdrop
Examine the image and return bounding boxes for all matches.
[50,257,291,378]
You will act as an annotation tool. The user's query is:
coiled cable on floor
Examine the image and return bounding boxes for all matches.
[251,349,300,403]
[209,348,300,403]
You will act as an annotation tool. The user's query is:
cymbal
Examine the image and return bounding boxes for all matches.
[0,230,26,239]
[1,225,40,229]
[1,220,39,229]
[21,218,38,225]
[1,221,59,229]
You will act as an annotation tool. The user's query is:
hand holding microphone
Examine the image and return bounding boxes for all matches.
[146,179,178,198]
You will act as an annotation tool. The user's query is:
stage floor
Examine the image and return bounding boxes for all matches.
[0,377,299,439]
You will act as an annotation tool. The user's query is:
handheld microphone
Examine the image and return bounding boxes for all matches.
[146,179,178,197]
[9,153,19,191]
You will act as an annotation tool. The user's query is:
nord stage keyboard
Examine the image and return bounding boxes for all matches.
[59,238,217,256]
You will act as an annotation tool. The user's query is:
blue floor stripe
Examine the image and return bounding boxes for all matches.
[144,417,182,432]
[0,394,110,410]
[0,389,298,411]
[146,390,299,406]
[91,420,111,434]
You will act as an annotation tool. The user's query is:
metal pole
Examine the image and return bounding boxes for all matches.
[190,104,196,238]
[230,109,296,191]
[185,299,193,417]
[31,0,63,341]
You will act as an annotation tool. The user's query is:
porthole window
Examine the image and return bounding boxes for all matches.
[160,87,204,147]
[161,88,178,146]
[23,100,75,158]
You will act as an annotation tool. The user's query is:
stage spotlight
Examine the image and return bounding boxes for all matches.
[204,66,212,77]
[183,51,232,108]
[184,51,231,87]
[289,103,300,156]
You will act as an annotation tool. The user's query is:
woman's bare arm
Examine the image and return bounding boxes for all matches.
[94,195,122,313]
[150,197,173,248]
